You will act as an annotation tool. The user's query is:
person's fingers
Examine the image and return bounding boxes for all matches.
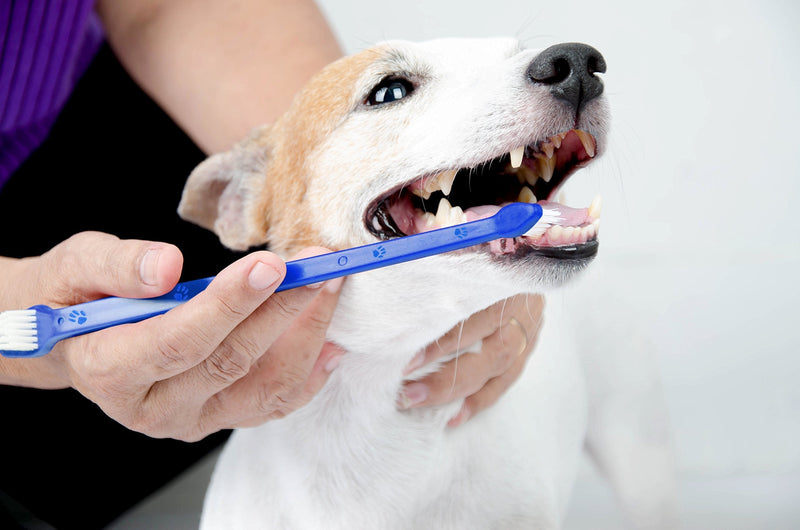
[198,276,345,431]
[64,251,287,414]
[399,316,528,409]
[447,344,529,428]
[404,294,536,375]
[399,294,544,414]
[152,246,340,396]
[37,232,183,305]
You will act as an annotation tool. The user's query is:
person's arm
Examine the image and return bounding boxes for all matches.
[0,232,345,440]
[96,0,343,154]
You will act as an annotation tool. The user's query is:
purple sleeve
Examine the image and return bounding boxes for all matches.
[0,0,104,190]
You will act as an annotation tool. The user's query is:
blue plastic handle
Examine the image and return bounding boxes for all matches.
[277,202,542,290]
[20,202,543,356]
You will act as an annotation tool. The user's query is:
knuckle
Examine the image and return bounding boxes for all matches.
[203,344,255,386]
[153,326,204,372]
[254,372,305,417]
[494,341,518,372]
[215,295,250,322]
[269,295,304,323]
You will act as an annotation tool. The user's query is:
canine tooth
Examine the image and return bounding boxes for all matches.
[588,194,603,218]
[518,186,536,204]
[575,130,596,158]
[423,175,441,195]
[438,169,458,196]
[538,155,556,182]
[510,146,525,169]
[435,197,453,226]
[542,142,555,159]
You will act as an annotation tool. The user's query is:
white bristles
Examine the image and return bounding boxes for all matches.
[0,309,39,352]
[523,207,563,237]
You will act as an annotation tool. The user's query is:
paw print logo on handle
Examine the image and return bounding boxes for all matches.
[373,246,386,258]
[173,284,190,301]
[454,227,468,239]
[68,310,88,325]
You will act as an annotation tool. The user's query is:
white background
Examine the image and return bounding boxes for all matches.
[112,1,800,528]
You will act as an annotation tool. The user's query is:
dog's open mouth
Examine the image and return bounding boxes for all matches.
[365,129,602,259]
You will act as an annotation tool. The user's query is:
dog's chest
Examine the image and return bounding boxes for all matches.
[201,295,587,529]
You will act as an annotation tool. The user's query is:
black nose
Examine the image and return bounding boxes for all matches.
[528,43,606,113]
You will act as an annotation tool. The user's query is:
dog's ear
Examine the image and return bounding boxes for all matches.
[178,127,272,251]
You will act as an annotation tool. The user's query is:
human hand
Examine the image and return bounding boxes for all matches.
[398,294,544,427]
[1,232,344,441]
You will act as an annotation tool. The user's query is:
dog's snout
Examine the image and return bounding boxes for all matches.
[528,43,606,112]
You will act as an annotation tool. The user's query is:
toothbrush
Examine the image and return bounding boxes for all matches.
[0,202,559,358]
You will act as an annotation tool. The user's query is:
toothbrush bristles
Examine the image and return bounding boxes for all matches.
[523,207,563,237]
[0,309,39,351]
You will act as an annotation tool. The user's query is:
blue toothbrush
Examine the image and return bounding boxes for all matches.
[0,202,557,358]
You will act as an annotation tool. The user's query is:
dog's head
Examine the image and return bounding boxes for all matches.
[180,38,608,298]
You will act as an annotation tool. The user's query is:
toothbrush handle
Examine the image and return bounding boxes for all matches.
[49,277,214,337]
[45,202,543,341]
[276,202,543,291]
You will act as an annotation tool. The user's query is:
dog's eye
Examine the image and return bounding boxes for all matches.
[366,78,414,106]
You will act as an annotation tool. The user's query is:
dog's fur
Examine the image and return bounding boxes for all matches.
[179,38,676,529]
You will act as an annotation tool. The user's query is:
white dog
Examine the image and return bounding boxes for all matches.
[179,38,675,529]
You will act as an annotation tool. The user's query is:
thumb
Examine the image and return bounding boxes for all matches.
[37,231,184,305]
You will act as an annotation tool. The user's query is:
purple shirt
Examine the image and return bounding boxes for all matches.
[0,0,103,190]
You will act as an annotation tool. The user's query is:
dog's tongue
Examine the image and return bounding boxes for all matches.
[465,201,591,227]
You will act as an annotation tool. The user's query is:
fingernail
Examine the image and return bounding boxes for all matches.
[447,404,471,428]
[399,382,429,409]
[403,350,426,375]
[324,353,344,373]
[139,248,161,286]
[248,261,282,291]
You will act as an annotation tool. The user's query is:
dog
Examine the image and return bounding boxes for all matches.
[179,38,676,529]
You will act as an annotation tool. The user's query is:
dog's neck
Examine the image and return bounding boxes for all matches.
[281,256,518,449]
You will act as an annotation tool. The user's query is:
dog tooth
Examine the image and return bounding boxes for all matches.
[450,205,465,225]
[410,187,432,200]
[435,197,453,226]
[538,155,556,182]
[549,225,564,243]
[575,130,596,158]
[566,226,578,240]
[510,146,525,169]
[542,142,555,159]
[438,169,458,196]
[519,165,538,187]
[517,186,536,204]
[588,194,602,218]
[423,175,441,195]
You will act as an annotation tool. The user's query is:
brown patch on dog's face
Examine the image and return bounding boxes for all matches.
[246,48,388,256]
[178,47,388,255]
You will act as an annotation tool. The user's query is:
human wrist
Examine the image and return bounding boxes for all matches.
[0,352,70,389]
[0,256,71,388]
